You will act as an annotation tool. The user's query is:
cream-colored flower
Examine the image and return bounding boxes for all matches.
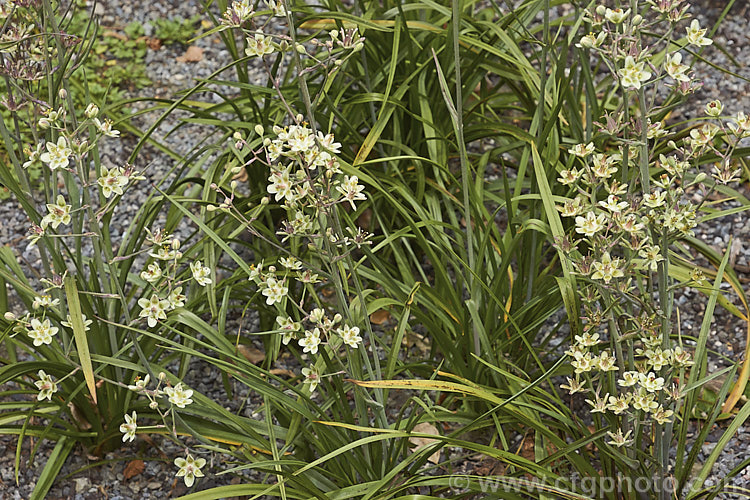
[164,382,194,408]
[245,33,274,57]
[664,52,690,82]
[119,411,138,442]
[575,212,607,237]
[686,19,712,46]
[34,370,58,401]
[618,55,651,90]
[174,453,206,487]
[27,318,59,346]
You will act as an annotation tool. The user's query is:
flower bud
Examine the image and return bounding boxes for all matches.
[694,172,707,183]
[232,131,242,141]
[632,14,642,25]
[261,196,270,205]
[172,238,181,250]
[38,117,51,129]
[58,88,67,99]
[85,103,99,119]
[158,372,166,381]
[295,43,306,54]
[230,180,238,191]
[4,312,16,321]
[295,113,304,123]
[149,401,159,410]
[595,5,606,15]
[254,124,264,136]
[354,42,364,52]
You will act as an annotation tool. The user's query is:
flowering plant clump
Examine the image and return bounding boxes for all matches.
[557,0,746,492]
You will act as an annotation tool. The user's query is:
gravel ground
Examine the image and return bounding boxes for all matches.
[1,0,750,498]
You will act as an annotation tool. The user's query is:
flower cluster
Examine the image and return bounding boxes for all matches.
[560,0,743,456]
[135,230,212,329]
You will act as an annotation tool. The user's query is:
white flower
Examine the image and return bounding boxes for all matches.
[574,212,607,237]
[245,33,274,57]
[138,293,170,328]
[223,0,253,25]
[606,429,633,447]
[335,175,367,210]
[301,365,320,393]
[576,31,606,49]
[618,371,639,387]
[591,154,618,179]
[127,374,150,392]
[39,137,72,171]
[267,166,294,202]
[276,315,300,345]
[337,324,362,348]
[32,295,60,309]
[119,411,138,442]
[164,382,194,408]
[618,55,651,90]
[299,328,321,354]
[265,0,286,16]
[174,453,206,487]
[574,331,599,347]
[560,376,585,395]
[261,277,288,305]
[568,142,595,157]
[591,252,625,283]
[22,144,43,169]
[632,389,658,413]
[653,406,674,424]
[604,7,629,23]
[94,118,120,138]
[598,195,629,213]
[61,314,93,331]
[140,263,162,284]
[597,350,619,371]
[607,395,629,415]
[97,166,129,198]
[686,19,712,47]
[190,261,212,286]
[34,370,58,401]
[27,318,59,346]
[642,190,667,208]
[41,194,72,230]
[705,100,723,117]
[585,393,609,413]
[638,244,663,272]
[167,287,186,309]
[279,256,303,270]
[664,52,690,82]
[558,167,582,185]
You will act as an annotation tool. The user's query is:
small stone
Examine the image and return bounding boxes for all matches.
[74,477,90,493]
[148,481,161,490]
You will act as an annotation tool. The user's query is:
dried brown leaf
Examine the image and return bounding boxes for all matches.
[176,45,203,63]
[369,309,391,325]
[237,344,265,364]
[409,422,441,464]
[123,459,145,480]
